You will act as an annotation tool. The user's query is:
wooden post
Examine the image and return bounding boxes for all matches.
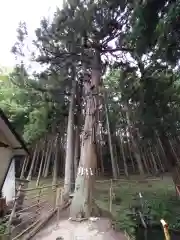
[109,179,113,213]
[160,219,170,240]
[8,184,22,231]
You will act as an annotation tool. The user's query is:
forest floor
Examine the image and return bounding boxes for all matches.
[26,174,180,239]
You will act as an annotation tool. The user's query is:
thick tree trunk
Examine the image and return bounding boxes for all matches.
[64,80,76,196]
[104,98,118,178]
[70,50,101,219]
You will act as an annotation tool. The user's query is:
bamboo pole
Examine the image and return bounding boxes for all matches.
[12,218,41,240]
[160,219,170,240]
[25,200,71,240]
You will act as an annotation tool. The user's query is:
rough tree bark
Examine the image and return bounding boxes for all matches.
[70,49,101,219]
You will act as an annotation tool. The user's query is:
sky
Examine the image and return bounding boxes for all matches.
[0,0,63,68]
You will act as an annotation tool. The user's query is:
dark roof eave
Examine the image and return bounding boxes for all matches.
[0,109,29,154]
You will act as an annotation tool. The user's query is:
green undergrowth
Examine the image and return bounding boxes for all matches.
[0,223,7,235]
[95,176,180,236]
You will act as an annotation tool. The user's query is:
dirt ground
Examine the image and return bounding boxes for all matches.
[33,217,128,240]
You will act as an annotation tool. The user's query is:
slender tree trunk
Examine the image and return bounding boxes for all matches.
[64,79,76,196]
[125,108,144,176]
[27,144,38,181]
[73,81,82,180]
[20,156,28,179]
[114,144,120,176]
[160,133,177,167]
[24,155,30,175]
[141,148,150,175]
[33,147,40,176]
[154,145,165,173]
[52,135,59,187]
[148,142,158,174]
[169,138,180,164]
[104,97,118,178]
[127,137,135,173]
[70,50,101,219]
[74,126,80,178]
[42,138,51,176]
[159,132,180,185]
[44,138,53,178]
[119,131,128,177]
[99,142,104,175]
[36,146,46,187]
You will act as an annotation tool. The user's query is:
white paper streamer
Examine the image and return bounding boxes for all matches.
[90,168,93,176]
[86,168,89,176]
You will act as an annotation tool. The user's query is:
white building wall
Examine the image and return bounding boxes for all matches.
[2,159,15,203]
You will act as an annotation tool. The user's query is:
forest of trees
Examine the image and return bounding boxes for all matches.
[1,0,180,219]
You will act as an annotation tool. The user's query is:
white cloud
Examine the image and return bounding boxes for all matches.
[0,0,62,67]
